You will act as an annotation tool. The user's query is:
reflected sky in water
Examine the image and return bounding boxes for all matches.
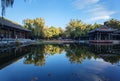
[0,44,120,81]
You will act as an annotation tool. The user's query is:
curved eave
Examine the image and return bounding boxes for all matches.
[0,17,31,32]
[89,29,118,34]
[0,24,31,32]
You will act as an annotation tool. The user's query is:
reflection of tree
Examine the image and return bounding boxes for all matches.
[23,44,64,66]
[64,44,96,64]
[24,53,45,66]
[23,44,120,66]
[101,55,120,64]
[2,44,120,69]
[24,45,45,66]
[64,44,120,64]
[44,45,63,55]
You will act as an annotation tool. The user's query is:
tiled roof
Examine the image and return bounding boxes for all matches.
[89,25,118,33]
[0,17,31,32]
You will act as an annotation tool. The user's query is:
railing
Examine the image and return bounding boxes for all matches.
[0,38,35,47]
[89,40,113,43]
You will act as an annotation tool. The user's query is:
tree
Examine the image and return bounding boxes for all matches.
[48,26,60,39]
[65,19,87,39]
[58,27,64,36]
[104,19,120,29]
[23,19,33,29]
[23,18,45,39]
[23,19,34,39]
[43,26,61,39]
[43,26,53,39]
[33,18,45,39]
[23,18,65,40]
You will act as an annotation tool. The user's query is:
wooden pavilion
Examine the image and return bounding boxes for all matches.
[0,17,31,40]
[88,25,120,43]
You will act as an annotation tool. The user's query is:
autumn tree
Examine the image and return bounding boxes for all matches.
[33,18,45,39]
[104,19,120,29]
[43,26,52,39]
[65,19,87,39]
[23,18,45,39]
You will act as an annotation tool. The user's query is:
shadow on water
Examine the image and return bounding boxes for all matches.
[0,45,32,69]
[0,43,120,69]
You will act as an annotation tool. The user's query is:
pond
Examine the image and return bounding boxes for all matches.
[0,44,120,81]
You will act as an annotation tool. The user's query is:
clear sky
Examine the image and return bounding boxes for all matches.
[0,0,120,28]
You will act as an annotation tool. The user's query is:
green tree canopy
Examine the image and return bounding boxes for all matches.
[104,19,120,29]
[23,18,45,39]
[65,19,87,39]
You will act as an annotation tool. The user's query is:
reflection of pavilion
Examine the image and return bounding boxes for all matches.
[88,25,120,43]
[88,44,120,64]
[0,45,31,70]
[88,44,120,54]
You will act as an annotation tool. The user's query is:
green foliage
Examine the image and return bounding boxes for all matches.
[2,1,120,41]
[33,18,45,38]
[23,18,45,39]
[23,17,120,40]
[65,19,100,39]
[24,44,64,66]
[43,26,63,39]
[24,44,120,64]
[23,18,64,40]
[65,19,83,39]
[104,19,120,29]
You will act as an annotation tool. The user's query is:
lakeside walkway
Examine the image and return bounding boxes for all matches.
[42,40,77,44]
[0,39,36,48]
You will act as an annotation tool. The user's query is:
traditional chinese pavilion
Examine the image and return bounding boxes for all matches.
[88,25,120,43]
[0,17,31,40]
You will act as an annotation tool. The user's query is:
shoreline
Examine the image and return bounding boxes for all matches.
[38,40,78,44]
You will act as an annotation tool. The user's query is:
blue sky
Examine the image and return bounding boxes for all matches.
[0,0,120,28]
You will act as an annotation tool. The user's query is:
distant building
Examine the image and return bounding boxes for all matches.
[0,17,31,40]
[88,25,120,43]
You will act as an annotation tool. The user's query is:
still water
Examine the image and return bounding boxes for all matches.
[0,44,120,81]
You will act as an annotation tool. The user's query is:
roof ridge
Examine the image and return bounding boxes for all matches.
[0,16,22,26]
[0,17,31,32]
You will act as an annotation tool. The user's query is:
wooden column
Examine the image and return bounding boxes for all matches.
[11,30,14,38]
[97,32,98,40]
[22,32,24,38]
[26,32,27,39]
[8,29,9,38]
[13,30,16,39]
[109,33,111,40]
[100,32,101,40]
[24,32,26,39]
[20,31,22,38]
[5,29,7,38]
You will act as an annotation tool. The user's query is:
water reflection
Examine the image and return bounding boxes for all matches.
[89,44,120,64]
[0,45,32,69]
[0,44,120,81]
[24,45,64,66]
[65,44,95,64]
[0,44,120,69]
